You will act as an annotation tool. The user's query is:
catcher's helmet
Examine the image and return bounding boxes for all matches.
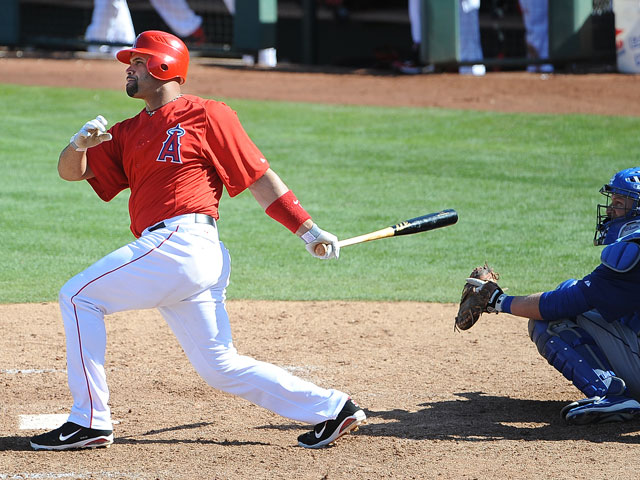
[594,167,640,245]
[116,30,189,84]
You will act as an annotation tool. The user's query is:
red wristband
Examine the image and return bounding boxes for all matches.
[265,190,311,233]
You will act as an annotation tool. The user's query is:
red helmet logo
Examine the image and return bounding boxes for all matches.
[116,30,189,84]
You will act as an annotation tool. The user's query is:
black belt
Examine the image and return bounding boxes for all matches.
[148,214,216,232]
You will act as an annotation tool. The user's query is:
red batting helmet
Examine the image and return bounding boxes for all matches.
[116,30,189,84]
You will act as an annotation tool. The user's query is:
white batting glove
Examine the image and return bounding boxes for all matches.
[301,224,340,260]
[70,115,112,151]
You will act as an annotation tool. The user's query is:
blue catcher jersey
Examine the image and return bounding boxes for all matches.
[540,227,640,333]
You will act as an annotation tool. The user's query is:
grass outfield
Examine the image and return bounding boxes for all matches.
[1,83,637,303]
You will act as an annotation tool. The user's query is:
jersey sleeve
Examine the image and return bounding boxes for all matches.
[579,264,640,320]
[538,282,590,320]
[86,123,129,202]
[539,263,640,322]
[202,101,270,197]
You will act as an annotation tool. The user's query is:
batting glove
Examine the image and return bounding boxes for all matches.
[70,115,112,151]
[301,224,340,260]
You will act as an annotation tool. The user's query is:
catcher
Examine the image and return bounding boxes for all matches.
[456,167,640,425]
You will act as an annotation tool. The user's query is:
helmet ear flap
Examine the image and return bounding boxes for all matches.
[146,55,185,84]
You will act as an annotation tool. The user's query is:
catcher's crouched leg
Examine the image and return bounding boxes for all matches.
[528,318,625,399]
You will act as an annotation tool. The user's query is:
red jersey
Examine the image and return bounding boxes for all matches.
[86,95,270,237]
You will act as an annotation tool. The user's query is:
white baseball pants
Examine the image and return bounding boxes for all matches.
[85,0,202,45]
[518,0,553,72]
[59,214,347,430]
[148,0,202,38]
[85,0,135,45]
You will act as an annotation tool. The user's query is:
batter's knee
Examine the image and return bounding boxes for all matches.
[190,346,246,388]
[58,275,104,320]
[59,274,86,305]
[58,279,75,306]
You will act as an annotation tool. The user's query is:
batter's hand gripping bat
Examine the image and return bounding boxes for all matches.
[314,209,458,256]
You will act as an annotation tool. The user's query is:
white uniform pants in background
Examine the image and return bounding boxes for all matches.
[458,0,485,75]
[59,214,347,430]
[85,0,202,49]
[518,0,553,72]
[409,0,421,45]
[148,0,202,38]
[85,0,135,50]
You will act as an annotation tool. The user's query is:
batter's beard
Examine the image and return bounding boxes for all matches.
[126,80,138,97]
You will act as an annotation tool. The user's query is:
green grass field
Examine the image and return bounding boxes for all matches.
[1,83,637,303]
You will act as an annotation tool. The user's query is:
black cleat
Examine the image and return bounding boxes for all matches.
[30,421,113,450]
[297,398,366,449]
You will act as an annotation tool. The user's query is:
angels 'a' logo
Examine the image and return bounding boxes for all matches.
[157,124,185,164]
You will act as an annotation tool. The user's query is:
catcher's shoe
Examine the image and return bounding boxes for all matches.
[30,422,113,450]
[563,395,640,425]
[297,398,366,449]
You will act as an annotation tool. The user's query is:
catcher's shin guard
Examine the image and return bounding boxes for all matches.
[528,318,623,398]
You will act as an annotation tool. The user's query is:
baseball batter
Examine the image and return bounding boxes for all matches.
[456,167,640,425]
[30,30,365,450]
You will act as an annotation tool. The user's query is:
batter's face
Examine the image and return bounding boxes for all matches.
[125,54,158,98]
[607,193,635,219]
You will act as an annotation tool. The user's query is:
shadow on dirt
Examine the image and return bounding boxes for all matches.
[362,391,640,443]
[0,436,28,451]
[4,393,640,451]
[116,421,271,447]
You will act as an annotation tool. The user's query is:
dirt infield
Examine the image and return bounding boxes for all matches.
[2,57,640,115]
[2,57,640,479]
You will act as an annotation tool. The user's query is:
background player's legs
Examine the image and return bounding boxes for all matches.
[408,0,420,46]
[518,0,553,72]
[85,0,136,51]
[148,0,202,38]
[458,0,484,75]
[159,242,348,425]
[59,224,224,430]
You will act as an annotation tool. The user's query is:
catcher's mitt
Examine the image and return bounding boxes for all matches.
[454,263,503,332]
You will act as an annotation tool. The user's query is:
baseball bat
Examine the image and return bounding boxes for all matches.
[313,209,458,256]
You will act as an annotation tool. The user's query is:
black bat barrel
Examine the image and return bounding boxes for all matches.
[392,209,458,236]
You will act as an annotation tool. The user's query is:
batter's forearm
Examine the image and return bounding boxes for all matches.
[249,168,289,208]
[58,144,94,181]
[249,167,337,258]
[250,168,313,234]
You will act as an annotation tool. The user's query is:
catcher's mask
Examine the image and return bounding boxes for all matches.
[116,30,189,85]
[594,167,640,245]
